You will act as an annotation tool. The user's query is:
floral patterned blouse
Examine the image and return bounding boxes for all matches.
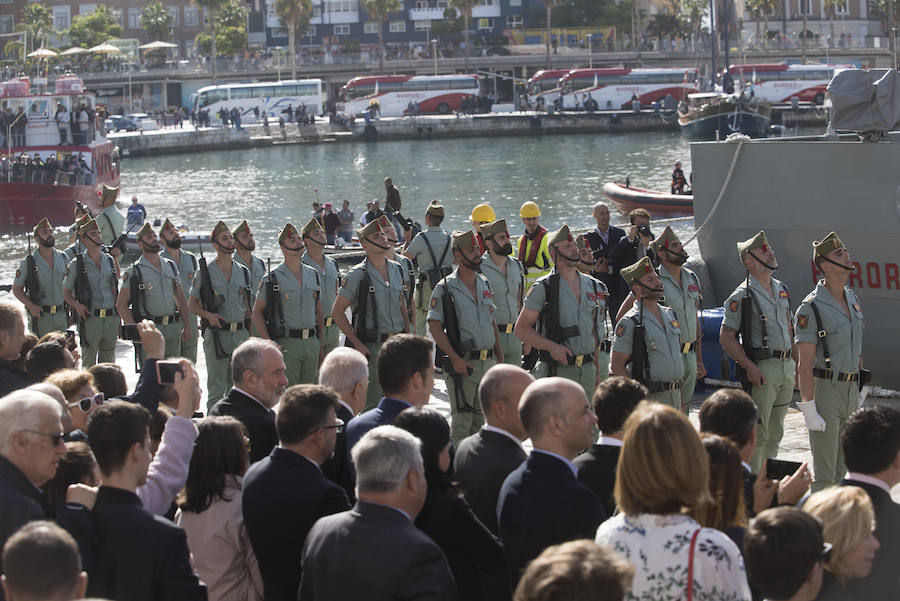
[595,513,751,601]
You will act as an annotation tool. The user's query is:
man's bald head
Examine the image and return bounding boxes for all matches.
[478,364,533,440]
[519,377,583,440]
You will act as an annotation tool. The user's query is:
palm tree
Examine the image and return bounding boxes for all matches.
[140,2,173,41]
[451,0,478,70]
[544,0,554,70]
[20,4,54,55]
[275,0,313,79]
[362,0,402,73]
[194,0,224,83]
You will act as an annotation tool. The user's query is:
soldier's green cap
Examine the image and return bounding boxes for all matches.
[300,218,323,239]
[136,223,156,240]
[211,221,230,240]
[357,219,384,241]
[452,230,478,252]
[79,218,99,236]
[575,235,587,250]
[160,218,177,234]
[74,213,91,229]
[813,231,846,260]
[737,230,769,258]
[620,257,656,287]
[100,184,119,207]
[279,223,299,245]
[649,225,680,254]
[480,219,508,240]
[426,200,444,218]
[232,220,251,237]
[377,215,399,240]
[546,225,574,247]
[33,218,51,235]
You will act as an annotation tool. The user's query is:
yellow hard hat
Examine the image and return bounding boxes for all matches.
[519,201,541,219]
[470,203,496,223]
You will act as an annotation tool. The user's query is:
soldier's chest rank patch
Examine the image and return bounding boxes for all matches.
[483,290,493,298]
[688,284,699,292]
[797,315,809,329]
[671,319,679,329]
[615,324,625,337]
[778,290,789,299]
[284,294,290,300]
[15,269,20,279]
[431,297,438,308]
[729,300,739,312]
[852,302,861,312]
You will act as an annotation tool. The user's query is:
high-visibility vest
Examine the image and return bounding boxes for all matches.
[517,227,552,291]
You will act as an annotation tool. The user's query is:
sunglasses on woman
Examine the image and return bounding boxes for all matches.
[67,392,105,413]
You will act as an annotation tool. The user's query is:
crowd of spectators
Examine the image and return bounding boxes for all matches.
[0,293,898,601]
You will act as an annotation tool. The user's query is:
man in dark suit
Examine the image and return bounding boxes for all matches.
[85,401,206,601]
[209,339,288,463]
[242,384,351,601]
[345,334,433,452]
[455,364,532,535]
[299,425,456,601]
[584,202,626,317]
[497,377,605,587]
[841,405,900,599]
[607,208,654,316]
[574,377,647,517]
[699,389,809,518]
[318,347,370,502]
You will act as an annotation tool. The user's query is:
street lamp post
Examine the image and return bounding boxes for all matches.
[586,34,593,68]
[431,38,438,75]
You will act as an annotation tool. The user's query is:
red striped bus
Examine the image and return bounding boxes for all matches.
[337,74,480,117]
[557,67,699,110]
[726,63,852,104]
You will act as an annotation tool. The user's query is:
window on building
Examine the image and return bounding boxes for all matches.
[478,0,493,5]
[110,7,123,26]
[185,40,195,57]
[389,20,405,32]
[53,6,70,29]
[184,5,198,26]
[414,20,431,31]
[416,0,427,7]
[477,17,493,29]
[364,21,379,33]
[306,25,317,36]
[167,6,179,27]
[507,14,522,27]
[328,0,357,13]
[312,6,321,17]
[127,7,141,29]
[333,23,350,34]
[835,0,849,13]
[436,0,448,6]
[0,0,12,5]
[79,4,97,15]
[508,0,521,5]
[0,15,12,32]
[798,0,811,14]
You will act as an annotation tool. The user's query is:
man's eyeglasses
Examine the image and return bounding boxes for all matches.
[19,430,66,446]
[67,392,105,413]
[821,542,833,563]
[320,418,345,434]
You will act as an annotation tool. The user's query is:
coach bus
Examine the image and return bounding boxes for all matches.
[526,69,569,108]
[192,79,324,124]
[726,63,851,104]
[556,67,699,110]
[337,74,480,117]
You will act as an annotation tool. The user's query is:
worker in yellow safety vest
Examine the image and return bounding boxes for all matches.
[517,201,553,293]
[470,203,496,255]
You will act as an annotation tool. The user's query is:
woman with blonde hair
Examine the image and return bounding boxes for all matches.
[693,433,749,549]
[595,402,751,601]
[802,486,879,600]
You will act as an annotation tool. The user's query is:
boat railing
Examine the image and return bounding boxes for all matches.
[0,156,96,186]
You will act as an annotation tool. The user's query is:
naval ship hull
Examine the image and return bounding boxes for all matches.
[691,135,900,389]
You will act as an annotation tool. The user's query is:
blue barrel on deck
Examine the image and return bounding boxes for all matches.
[698,307,735,383]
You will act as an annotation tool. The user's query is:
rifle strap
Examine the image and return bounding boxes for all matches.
[744,285,769,351]
[131,264,148,320]
[444,283,474,414]
[630,314,652,383]
[101,211,118,241]
[421,232,451,276]
[106,253,118,297]
[809,301,831,370]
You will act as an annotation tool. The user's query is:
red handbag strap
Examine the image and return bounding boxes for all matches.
[687,528,701,601]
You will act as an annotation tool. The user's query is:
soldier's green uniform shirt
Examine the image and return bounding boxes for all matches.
[123,255,183,357]
[613,301,683,408]
[394,254,416,323]
[405,227,453,336]
[524,269,611,399]
[235,253,266,302]
[189,257,252,406]
[428,269,497,446]
[722,274,795,472]
[479,253,524,364]
[63,251,118,367]
[303,252,340,354]
[162,247,199,362]
[64,240,87,262]
[97,206,125,246]
[14,248,69,335]
[260,261,321,387]
[338,258,408,409]
[794,281,864,491]
[659,266,703,413]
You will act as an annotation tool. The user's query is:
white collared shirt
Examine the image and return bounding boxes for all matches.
[531,448,578,476]
[483,424,525,450]
[845,472,891,493]
[337,398,356,417]
[232,386,272,413]
[597,435,623,447]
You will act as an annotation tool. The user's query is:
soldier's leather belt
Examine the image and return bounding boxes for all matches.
[92,308,117,318]
[284,328,316,339]
[42,304,64,315]
[467,349,494,361]
[216,320,248,332]
[497,323,514,334]
[324,316,334,327]
[152,313,181,326]
[644,379,683,393]
[681,342,696,354]
[813,368,858,382]
[598,341,611,353]
[752,348,791,361]
[565,353,594,367]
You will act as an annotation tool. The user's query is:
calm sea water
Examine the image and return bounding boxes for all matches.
[2,130,701,284]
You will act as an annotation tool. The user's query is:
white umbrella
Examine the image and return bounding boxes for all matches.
[139,41,177,50]
[27,47,58,58]
[89,42,122,54]
[60,46,88,56]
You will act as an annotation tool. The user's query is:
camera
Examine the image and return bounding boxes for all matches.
[636,224,653,238]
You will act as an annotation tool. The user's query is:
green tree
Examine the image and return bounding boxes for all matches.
[450,0,478,69]
[275,0,313,79]
[19,4,54,54]
[195,0,248,61]
[66,5,123,49]
[543,0,553,69]
[432,7,463,35]
[679,0,707,50]
[140,2,173,41]
[216,0,248,27]
[363,0,402,73]
[194,0,225,83]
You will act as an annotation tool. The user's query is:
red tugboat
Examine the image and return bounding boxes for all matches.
[0,73,120,233]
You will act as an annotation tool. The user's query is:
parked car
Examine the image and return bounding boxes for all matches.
[124,113,160,131]
[106,115,137,132]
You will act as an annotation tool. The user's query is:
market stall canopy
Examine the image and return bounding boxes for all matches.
[139,41,177,49]
[27,47,58,58]
[89,42,121,53]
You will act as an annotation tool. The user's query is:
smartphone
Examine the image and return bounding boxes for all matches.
[64,329,76,350]
[156,360,184,385]
[121,323,140,341]
[766,458,802,481]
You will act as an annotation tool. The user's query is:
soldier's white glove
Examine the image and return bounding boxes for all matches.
[798,400,826,432]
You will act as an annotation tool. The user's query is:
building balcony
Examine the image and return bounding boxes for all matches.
[409,7,446,20]
[471,4,501,18]
[317,11,360,23]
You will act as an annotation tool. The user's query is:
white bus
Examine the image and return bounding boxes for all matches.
[557,67,698,110]
[192,79,323,124]
[337,74,480,117]
[726,63,852,104]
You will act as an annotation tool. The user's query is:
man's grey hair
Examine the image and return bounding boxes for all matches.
[0,298,25,338]
[319,347,368,396]
[352,425,423,494]
[593,201,610,212]
[0,390,64,455]
[231,338,282,384]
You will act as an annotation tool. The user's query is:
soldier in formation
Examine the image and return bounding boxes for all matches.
[403,201,453,337]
